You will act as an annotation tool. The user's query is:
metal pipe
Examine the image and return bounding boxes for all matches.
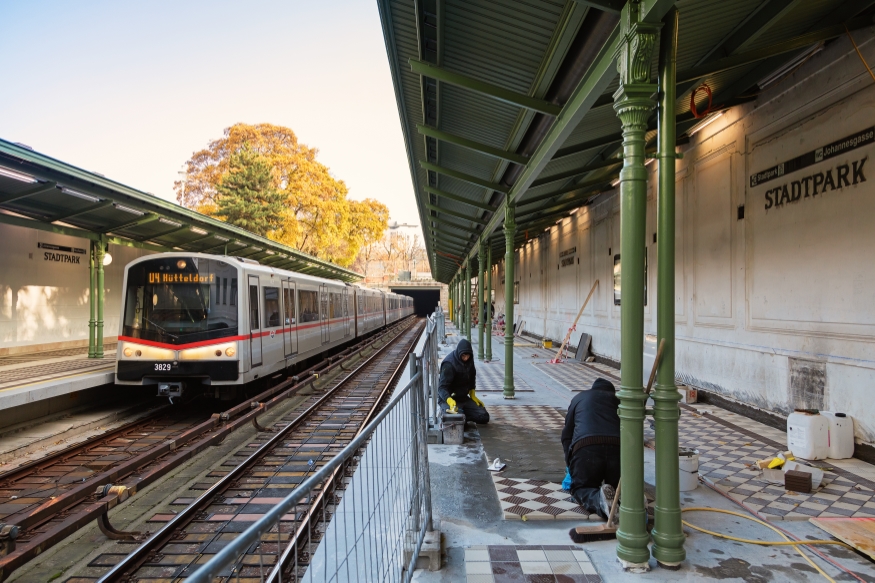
[478,240,485,360]
[613,6,659,569]
[486,245,493,361]
[503,205,515,399]
[652,6,686,569]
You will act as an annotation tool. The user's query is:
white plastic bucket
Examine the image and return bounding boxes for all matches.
[679,448,699,491]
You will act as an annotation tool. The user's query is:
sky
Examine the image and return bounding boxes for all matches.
[0,0,421,229]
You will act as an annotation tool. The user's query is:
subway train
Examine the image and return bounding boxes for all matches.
[115,253,413,400]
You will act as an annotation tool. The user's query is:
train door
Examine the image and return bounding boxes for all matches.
[261,283,284,370]
[248,275,262,367]
[282,279,297,357]
[343,288,352,337]
[320,284,329,344]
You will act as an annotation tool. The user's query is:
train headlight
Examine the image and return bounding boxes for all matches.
[120,341,175,360]
[179,341,238,361]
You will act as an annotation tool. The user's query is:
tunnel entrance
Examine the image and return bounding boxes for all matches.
[390,287,441,317]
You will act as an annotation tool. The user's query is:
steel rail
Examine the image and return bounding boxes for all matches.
[97,319,422,582]
[0,319,413,582]
[266,324,421,582]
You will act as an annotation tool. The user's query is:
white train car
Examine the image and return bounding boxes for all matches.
[115,252,412,399]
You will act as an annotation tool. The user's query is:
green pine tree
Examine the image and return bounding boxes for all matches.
[215,146,285,236]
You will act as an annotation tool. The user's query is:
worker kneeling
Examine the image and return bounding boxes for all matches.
[561,378,620,519]
[438,339,489,424]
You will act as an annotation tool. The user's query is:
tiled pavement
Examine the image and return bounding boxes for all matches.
[484,406,600,521]
[530,362,606,392]
[644,405,875,521]
[464,545,601,583]
[478,362,533,392]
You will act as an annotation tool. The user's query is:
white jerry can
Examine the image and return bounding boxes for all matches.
[787,411,830,460]
[820,411,855,459]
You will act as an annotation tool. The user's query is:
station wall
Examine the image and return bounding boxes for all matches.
[491,31,875,446]
[0,223,152,354]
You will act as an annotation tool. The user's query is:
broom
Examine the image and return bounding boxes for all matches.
[568,339,665,543]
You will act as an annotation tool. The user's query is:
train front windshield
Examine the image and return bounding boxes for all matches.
[123,257,239,345]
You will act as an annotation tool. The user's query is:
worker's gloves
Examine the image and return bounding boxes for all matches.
[446,397,458,413]
[470,390,484,407]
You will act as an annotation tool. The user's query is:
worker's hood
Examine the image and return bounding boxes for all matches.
[591,378,615,392]
[454,339,474,360]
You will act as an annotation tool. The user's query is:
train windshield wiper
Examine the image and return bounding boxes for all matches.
[145,318,179,340]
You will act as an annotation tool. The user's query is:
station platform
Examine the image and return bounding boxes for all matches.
[0,343,116,414]
[420,322,875,582]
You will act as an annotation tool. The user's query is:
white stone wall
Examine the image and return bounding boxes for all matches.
[0,223,152,353]
[490,30,875,445]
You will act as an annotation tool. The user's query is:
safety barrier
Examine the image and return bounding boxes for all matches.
[187,313,440,583]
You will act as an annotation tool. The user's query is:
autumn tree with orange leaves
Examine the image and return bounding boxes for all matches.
[175,123,389,268]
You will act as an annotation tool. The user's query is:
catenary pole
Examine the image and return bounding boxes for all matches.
[486,244,493,361]
[478,240,485,360]
[465,262,472,341]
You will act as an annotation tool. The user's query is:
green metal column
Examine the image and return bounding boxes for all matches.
[613,4,659,569]
[486,245,493,361]
[465,263,472,341]
[652,6,685,568]
[477,240,485,360]
[88,240,97,359]
[503,205,516,399]
[94,239,107,359]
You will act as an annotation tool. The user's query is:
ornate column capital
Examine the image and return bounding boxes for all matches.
[503,204,516,237]
[613,3,660,116]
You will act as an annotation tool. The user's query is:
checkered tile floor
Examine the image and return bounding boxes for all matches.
[646,407,875,521]
[493,476,597,521]
[530,362,607,392]
[485,406,598,521]
[488,405,565,430]
[464,545,601,583]
[477,362,533,392]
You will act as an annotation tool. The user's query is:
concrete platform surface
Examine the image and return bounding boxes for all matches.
[420,322,875,582]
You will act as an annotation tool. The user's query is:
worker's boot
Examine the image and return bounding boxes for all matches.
[598,484,616,524]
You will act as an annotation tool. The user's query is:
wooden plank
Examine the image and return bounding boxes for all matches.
[810,517,875,560]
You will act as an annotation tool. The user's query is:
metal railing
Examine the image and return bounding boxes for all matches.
[187,312,441,583]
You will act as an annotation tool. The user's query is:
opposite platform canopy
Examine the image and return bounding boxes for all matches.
[0,139,362,282]
[377,0,875,282]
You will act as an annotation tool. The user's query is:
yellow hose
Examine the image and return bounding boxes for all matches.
[681,507,853,583]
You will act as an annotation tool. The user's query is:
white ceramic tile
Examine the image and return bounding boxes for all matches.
[520,561,553,574]
[466,561,493,575]
[516,550,548,562]
[465,549,491,562]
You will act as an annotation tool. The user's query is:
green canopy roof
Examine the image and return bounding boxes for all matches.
[0,139,362,282]
[378,0,874,282]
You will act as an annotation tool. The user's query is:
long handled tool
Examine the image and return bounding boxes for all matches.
[549,280,599,363]
[567,338,666,542]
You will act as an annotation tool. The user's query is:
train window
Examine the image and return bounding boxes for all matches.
[215,278,222,306]
[284,287,295,325]
[299,290,319,323]
[264,287,280,328]
[249,285,260,331]
[230,279,237,305]
[222,278,228,305]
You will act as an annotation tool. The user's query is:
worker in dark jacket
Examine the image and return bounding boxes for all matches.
[561,378,620,519]
[438,338,489,424]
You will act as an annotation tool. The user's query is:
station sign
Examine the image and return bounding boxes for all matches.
[750,127,871,210]
[38,242,86,264]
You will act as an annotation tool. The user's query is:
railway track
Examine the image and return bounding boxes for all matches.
[0,318,416,582]
[94,318,425,582]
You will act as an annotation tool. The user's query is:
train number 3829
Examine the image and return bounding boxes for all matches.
[154,363,172,371]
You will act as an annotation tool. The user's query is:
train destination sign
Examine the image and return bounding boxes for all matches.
[148,272,215,284]
[750,127,873,188]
